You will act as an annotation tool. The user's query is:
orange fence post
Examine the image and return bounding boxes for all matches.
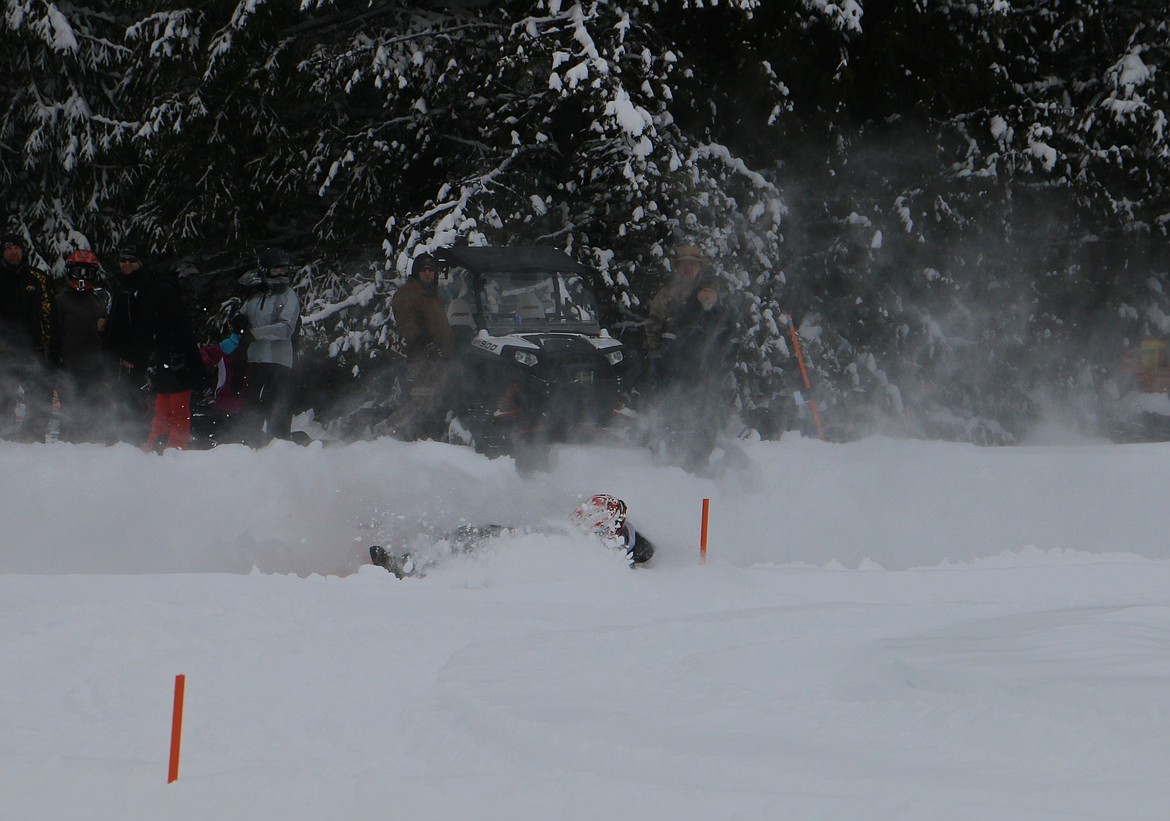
[700,498,710,564]
[168,674,186,784]
[787,315,826,442]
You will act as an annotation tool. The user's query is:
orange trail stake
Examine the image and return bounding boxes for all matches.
[700,498,710,564]
[787,315,826,442]
[168,674,186,783]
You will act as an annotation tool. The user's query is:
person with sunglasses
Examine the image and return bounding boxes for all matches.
[105,241,204,450]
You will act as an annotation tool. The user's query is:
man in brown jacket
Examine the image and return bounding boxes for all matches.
[392,253,454,363]
[644,243,708,384]
[388,253,455,439]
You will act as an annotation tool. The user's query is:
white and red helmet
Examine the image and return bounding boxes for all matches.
[571,494,628,541]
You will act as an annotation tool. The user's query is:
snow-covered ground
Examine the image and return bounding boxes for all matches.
[4,428,1170,819]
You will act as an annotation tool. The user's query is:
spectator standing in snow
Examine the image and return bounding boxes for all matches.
[105,241,204,451]
[387,252,455,440]
[656,274,738,471]
[644,243,708,385]
[660,275,737,384]
[0,232,57,441]
[53,249,113,442]
[105,242,153,440]
[238,247,301,445]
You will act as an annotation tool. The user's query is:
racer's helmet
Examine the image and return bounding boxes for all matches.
[571,494,628,541]
[64,249,101,292]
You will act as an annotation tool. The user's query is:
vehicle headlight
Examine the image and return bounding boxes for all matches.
[604,350,624,365]
[513,350,538,367]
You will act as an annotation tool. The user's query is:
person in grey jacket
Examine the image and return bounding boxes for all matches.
[238,247,301,444]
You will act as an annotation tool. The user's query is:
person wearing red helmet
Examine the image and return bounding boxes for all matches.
[569,493,655,564]
[53,249,112,442]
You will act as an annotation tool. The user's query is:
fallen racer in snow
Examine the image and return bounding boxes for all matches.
[369,494,655,578]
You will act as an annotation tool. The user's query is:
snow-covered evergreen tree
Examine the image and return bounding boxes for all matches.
[3,0,1168,442]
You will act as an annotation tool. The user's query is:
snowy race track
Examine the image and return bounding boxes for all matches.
[3,432,1170,819]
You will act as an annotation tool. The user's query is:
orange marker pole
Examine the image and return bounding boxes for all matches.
[787,315,826,442]
[700,498,710,564]
[168,674,186,783]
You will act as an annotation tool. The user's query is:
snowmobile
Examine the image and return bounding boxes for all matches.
[369,494,654,578]
[432,247,636,462]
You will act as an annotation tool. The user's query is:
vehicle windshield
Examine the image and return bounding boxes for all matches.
[479,271,602,335]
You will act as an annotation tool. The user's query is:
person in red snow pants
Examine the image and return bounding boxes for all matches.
[145,390,192,451]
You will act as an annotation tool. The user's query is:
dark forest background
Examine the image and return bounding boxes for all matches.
[3,1,1168,442]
